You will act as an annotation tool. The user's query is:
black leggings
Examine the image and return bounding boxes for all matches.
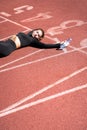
[0,39,16,58]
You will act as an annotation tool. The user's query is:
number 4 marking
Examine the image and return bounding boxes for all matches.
[14,5,33,14]
[21,12,52,22]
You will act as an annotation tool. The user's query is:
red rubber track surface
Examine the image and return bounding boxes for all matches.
[0,0,87,130]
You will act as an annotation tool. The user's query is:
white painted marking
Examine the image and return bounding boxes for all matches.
[0,16,31,30]
[0,83,87,118]
[0,50,43,69]
[0,12,11,17]
[0,16,8,23]
[0,66,86,114]
[0,49,75,73]
[80,38,87,47]
[0,19,7,23]
[62,48,68,53]
[0,46,87,73]
[14,5,33,14]
[0,16,87,118]
[46,20,87,36]
[69,45,87,55]
[21,12,52,22]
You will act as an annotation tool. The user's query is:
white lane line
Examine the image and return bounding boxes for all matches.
[0,66,86,113]
[0,49,75,73]
[0,29,29,41]
[0,50,43,69]
[69,45,87,55]
[0,46,87,73]
[0,45,86,71]
[0,83,87,118]
[45,35,87,55]
[0,16,31,30]
[0,17,86,70]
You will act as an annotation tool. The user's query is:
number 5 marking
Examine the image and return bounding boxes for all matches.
[14,5,33,14]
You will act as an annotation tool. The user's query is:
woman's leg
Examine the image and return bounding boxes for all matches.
[0,40,16,58]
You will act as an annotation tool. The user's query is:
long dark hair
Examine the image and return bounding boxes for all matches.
[27,28,45,41]
[32,28,45,38]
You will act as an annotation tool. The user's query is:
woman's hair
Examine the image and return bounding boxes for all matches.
[32,28,45,38]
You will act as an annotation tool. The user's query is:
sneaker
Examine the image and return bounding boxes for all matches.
[60,38,72,49]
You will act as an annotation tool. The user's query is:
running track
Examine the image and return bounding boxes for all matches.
[0,0,87,130]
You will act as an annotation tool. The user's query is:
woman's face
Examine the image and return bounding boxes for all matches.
[32,29,43,40]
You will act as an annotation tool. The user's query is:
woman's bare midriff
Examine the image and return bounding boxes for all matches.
[10,35,21,48]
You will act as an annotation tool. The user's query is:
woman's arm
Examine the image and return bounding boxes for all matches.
[29,40,61,49]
